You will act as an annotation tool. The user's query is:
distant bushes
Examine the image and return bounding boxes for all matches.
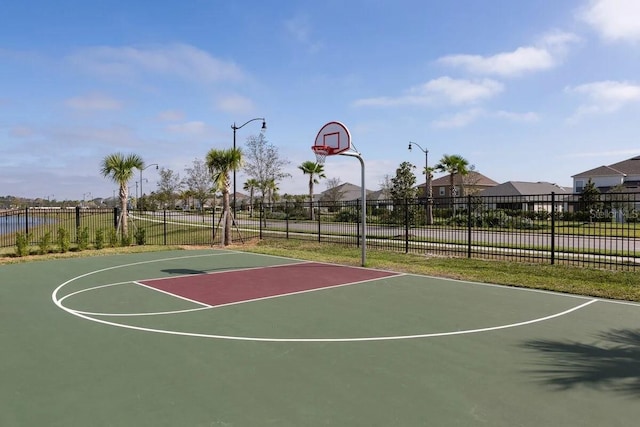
[12,225,144,258]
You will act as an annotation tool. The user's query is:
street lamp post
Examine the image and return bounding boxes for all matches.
[408,142,433,225]
[231,118,266,214]
[140,163,158,210]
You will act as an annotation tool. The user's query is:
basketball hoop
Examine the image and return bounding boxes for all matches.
[312,146,331,165]
[311,121,351,165]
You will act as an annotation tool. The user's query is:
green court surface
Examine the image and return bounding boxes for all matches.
[1,249,639,426]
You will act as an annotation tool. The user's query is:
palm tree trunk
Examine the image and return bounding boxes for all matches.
[426,174,433,225]
[309,178,314,221]
[120,184,128,238]
[450,174,456,214]
[223,183,232,246]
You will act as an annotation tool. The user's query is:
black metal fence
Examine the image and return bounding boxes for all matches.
[2,191,639,270]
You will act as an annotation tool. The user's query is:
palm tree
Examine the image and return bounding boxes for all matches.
[243,178,260,217]
[100,153,144,239]
[206,147,242,246]
[264,178,279,205]
[298,161,326,220]
[435,154,470,211]
[423,165,436,225]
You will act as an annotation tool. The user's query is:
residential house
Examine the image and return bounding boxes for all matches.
[316,182,374,202]
[418,171,498,206]
[478,181,570,212]
[572,155,640,193]
[570,156,640,217]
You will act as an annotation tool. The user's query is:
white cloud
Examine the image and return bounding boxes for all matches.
[216,94,255,114]
[438,31,579,77]
[64,93,123,111]
[354,77,503,107]
[157,110,185,122]
[419,77,504,104]
[439,47,554,77]
[494,110,540,122]
[432,108,539,128]
[566,80,640,121]
[432,109,484,128]
[68,43,244,83]
[166,121,210,136]
[579,0,640,42]
[284,15,323,53]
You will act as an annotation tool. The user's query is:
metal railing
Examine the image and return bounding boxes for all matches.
[2,191,639,270]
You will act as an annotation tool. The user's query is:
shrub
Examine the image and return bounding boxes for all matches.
[57,227,70,253]
[94,229,105,250]
[121,231,132,247]
[77,227,90,251]
[15,232,31,257]
[39,231,52,255]
[134,227,146,245]
[334,208,360,223]
[108,228,118,247]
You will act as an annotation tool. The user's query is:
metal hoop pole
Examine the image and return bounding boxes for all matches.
[340,151,366,266]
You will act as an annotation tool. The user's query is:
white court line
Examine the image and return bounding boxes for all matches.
[133,280,213,308]
[51,251,632,343]
[58,299,599,342]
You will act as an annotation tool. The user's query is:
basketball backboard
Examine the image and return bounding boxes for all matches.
[312,121,351,157]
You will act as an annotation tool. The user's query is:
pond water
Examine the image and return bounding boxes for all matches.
[0,214,53,235]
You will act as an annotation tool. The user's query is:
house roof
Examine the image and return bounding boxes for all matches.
[366,189,388,200]
[572,165,625,178]
[424,171,499,187]
[572,155,640,178]
[609,156,640,175]
[479,181,570,197]
[317,182,374,201]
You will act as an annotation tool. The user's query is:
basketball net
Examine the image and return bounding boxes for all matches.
[312,147,330,165]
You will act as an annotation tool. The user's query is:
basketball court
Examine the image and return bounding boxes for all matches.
[2,248,640,426]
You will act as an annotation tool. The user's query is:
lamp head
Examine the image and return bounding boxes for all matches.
[261,119,267,132]
[408,142,412,151]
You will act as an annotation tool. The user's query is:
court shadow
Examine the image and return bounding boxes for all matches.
[161,268,208,275]
[520,329,640,396]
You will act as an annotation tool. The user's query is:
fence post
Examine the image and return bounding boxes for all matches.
[404,198,409,253]
[317,202,321,243]
[163,210,167,245]
[259,204,263,239]
[551,192,555,265]
[113,207,119,229]
[467,195,472,258]
[211,207,215,246]
[357,200,361,248]
[75,206,81,243]
[24,207,29,236]
[285,200,289,239]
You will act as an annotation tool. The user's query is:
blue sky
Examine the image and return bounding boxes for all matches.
[2,0,640,201]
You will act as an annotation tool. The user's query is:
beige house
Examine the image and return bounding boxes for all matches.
[572,155,640,193]
[478,181,571,212]
[417,171,498,202]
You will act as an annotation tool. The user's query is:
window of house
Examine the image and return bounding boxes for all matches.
[439,187,445,196]
[575,180,584,192]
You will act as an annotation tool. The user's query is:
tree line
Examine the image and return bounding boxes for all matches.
[102,131,473,245]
